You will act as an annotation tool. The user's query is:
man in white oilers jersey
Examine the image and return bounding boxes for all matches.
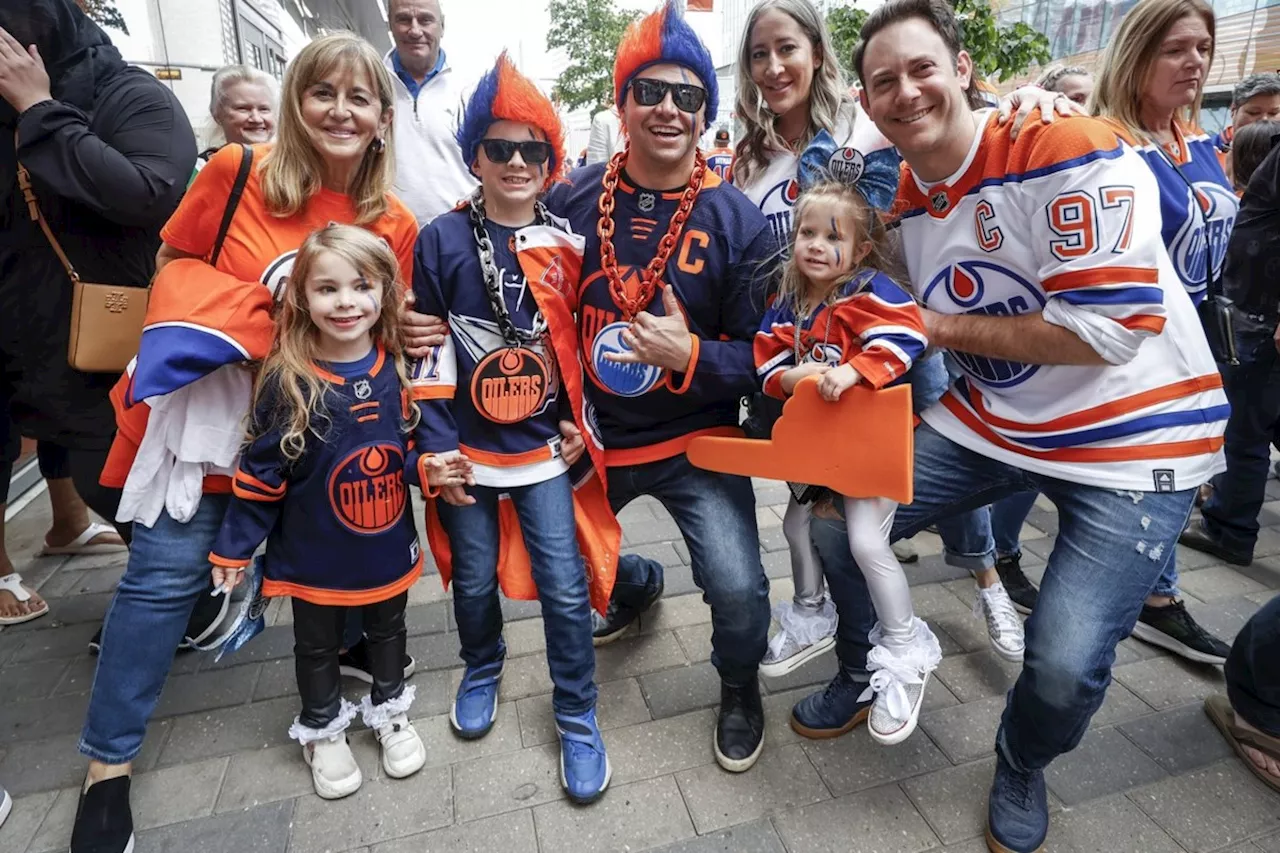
[791,2,1228,852]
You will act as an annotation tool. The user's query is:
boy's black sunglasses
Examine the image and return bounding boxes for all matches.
[630,78,707,113]
[479,139,553,166]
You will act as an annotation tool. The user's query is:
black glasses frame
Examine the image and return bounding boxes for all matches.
[629,78,707,114]
[478,139,553,166]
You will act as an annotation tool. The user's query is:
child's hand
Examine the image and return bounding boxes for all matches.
[559,420,585,466]
[780,362,830,396]
[441,484,476,506]
[211,564,246,592]
[425,453,473,487]
[818,363,862,401]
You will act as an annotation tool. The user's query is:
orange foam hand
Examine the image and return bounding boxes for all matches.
[687,378,914,503]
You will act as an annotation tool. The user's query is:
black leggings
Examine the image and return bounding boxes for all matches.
[292,592,408,729]
[0,433,129,545]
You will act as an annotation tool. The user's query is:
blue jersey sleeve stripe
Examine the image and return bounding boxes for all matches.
[1055,287,1166,306]
[1004,405,1231,449]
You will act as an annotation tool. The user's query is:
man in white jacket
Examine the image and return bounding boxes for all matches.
[385,0,477,224]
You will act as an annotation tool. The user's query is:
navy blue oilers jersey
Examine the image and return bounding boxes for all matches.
[209,346,423,606]
[545,164,781,465]
[411,210,571,487]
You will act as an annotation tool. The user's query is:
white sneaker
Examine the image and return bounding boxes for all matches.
[864,619,942,746]
[759,599,837,678]
[302,735,363,799]
[0,785,11,829]
[376,713,426,779]
[975,581,1026,662]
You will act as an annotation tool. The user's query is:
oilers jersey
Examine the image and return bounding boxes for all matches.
[1123,122,1238,304]
[209,345,424,605]
[706,146,734,182]
[411,210,573,488]
[544,164,780,466]
[897,110,1228,492]
[755,270,928,399]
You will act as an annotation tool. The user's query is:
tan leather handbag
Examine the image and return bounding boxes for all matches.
[16,153,147,373]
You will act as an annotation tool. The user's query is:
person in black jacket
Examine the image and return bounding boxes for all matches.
[0,0,195,616]
[1180,121,1280,565]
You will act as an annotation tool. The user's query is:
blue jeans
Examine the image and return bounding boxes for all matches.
[436,473,596,715]
[991,491,1038,557]
[80,495,230,763]
[1226,592,1280,735]
[1202,324,1280,558]
[607,453,770,686]
[813,423,1196,771]
[909,351,994,572]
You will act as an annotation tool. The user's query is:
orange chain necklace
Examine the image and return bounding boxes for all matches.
[596,147,708,320]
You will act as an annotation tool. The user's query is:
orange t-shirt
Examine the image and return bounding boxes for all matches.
[101,143,419,491]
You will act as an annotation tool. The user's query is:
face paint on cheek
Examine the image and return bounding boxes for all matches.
[834,245,842,267]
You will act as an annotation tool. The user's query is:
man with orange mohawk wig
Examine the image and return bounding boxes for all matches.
[409,52,619,804]
[545,0,781,773]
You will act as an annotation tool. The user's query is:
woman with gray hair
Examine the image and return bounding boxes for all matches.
[197,64,276,167]
[1215,72,1280,185]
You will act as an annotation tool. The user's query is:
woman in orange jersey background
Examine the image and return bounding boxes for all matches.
[70,33,420,853]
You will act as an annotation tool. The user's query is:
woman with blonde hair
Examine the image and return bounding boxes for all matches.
[1034,64,1093,105]
[70,33,420,853]
[1082,0,1235,664]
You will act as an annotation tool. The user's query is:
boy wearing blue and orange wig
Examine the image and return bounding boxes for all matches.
[409,52,620,804]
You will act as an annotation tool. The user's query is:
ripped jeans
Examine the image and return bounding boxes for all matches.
[816,422,1196,771]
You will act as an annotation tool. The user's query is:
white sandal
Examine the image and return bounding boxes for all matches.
[0,572,50,625]
[39,521,128,557]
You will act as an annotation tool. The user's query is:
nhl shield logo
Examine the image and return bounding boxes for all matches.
[638,192,656,213]
[353,379,372,400]
[930,191,950,213]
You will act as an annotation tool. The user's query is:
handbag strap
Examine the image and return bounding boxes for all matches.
[209,143,254,268]
[15,132,81,284]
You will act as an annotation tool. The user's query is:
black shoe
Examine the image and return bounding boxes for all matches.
[1178,521,1251,567]
[591,580,663,647]
[715,676,764,772]
[994,553,1039,615]
[88,627,102,656]
[1130,599,1231,665]
[71,776,134,853]
[338,637,416,684]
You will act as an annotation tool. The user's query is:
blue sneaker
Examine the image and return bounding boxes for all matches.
[986,750,1048,852]
[555,708,611,804]
[790,668,873,739]
[450,657,504,739]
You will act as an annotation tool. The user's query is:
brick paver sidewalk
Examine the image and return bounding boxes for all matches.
[2,479,1279,852]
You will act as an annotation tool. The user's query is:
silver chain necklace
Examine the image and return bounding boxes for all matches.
[467,189,550,348]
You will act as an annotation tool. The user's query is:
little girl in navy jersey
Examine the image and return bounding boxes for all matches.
[207,224,469,799]
[754,175,943,746]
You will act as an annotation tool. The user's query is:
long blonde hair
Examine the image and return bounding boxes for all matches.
[733,0,851,188]
[1090,0,1215,137]
[776,182,903,310]
[261,33,397,226]
[254,224,417,460]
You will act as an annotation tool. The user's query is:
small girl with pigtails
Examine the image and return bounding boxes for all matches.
[754,133,943,745]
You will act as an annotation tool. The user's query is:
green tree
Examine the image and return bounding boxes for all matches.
[824,0,1049,84]
[76,0,129,35]
[548,0,641,114]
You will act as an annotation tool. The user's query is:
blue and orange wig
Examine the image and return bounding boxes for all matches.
[614,0,718,132]
[456,52,566,190]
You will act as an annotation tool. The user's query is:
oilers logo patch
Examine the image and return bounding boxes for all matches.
[260,251,298,302]
[327,443,407,535]
[922,261,1046,388]
[469,347,550,424]
[827,147,865,184]
[591,321,662,397]
[1169,182,1237,293]
[805,343,843,366]
[760,178,801,246]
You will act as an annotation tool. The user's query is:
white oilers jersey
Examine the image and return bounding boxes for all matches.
[896,111,1227,492]
[737,103,896,249]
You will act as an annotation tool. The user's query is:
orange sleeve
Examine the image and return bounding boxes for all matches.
[160,144,245,259]
[384,197,419,290]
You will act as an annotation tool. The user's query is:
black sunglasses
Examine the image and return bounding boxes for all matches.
[630,78,707,113]
[479,139,553,166]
